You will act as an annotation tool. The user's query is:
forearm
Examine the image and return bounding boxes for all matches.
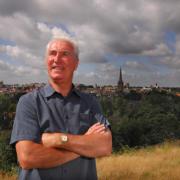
[62,131,112,157]
[45,130,112,158]
[16,141,79,169]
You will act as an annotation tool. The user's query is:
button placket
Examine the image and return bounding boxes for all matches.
[63,98,70,133]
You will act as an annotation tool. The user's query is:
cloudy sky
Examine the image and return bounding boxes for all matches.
[0,0,180,87]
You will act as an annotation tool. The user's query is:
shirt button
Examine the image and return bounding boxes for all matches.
[66,127,69,132]
[63,168,67,174]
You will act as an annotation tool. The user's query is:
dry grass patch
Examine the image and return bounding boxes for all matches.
[97,141,180,180]
[0,173,17,180]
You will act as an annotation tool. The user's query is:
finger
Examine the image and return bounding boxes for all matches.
[90,122,101,129]
[89,124,105,132]
[85,123,105,135]
[87,123,101,132]
[94,126,106,133]
[99,131,106,134]
[88,125,105,134]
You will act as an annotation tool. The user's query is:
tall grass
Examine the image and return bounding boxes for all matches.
[0,174,16,180]
[1,141,180,180]
[97,141,180,180]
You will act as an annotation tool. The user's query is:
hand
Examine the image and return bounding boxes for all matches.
[41,133,60,148]
[85,123,106,135]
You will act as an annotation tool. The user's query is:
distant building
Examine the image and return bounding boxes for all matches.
[117,67,124,92]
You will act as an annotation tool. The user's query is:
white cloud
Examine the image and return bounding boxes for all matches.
[124,61,152,71]
[160,56,180,69]
[0,44,44,68]
[0,59,13,71]
[142,43,173,56]
[0,59,46,84]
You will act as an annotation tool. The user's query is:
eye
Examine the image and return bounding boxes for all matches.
[62,51,71,56]
[49,50,57,56]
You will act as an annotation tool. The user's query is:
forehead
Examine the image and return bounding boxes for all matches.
[48,40,75,51]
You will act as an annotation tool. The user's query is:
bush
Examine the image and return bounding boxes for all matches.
[0,131,17,173]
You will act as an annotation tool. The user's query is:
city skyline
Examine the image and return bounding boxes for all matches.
[0,0,180,87]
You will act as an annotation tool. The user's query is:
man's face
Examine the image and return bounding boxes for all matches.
[46,40,79,84]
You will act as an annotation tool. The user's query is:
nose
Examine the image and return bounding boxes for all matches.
[54,52,62,63]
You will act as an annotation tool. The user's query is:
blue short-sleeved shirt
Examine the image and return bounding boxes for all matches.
[10,84,110,180]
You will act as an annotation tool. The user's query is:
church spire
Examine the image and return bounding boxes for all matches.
[118,67,124,92]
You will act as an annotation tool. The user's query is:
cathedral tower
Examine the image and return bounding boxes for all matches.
[118,67,124,92]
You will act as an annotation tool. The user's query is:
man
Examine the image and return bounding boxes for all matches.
[10,37,112,180]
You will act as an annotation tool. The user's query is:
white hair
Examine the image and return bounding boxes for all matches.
[46,36,79,59]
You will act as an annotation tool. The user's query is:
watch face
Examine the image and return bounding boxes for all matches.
[61,135,68,142]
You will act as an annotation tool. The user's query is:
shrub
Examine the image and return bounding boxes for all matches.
[0,131,17,173]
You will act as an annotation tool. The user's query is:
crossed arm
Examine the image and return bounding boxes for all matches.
[16,123,112,169]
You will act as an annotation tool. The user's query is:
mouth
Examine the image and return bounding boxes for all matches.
[52,66,65,71]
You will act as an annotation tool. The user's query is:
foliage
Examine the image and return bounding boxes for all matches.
[0,94,18,130]
[100,90,180,150]
[0,93,21,173]
[0,131,17,173]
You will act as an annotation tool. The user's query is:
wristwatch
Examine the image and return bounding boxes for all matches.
[60,134,68,144]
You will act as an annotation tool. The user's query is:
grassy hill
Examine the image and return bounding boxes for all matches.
[1,141,180,180]
[97,141,180,180]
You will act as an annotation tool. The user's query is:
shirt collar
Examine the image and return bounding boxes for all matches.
[71,85,82,98]
[43,84,56,98]
[43,83,81,98]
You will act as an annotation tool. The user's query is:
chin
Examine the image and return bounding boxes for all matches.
[50,76,64,83]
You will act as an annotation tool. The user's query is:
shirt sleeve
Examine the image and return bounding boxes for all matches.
[10,93,41,145]
[90,96,110,129]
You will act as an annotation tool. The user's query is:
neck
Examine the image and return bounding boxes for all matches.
[49,79,73,97]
